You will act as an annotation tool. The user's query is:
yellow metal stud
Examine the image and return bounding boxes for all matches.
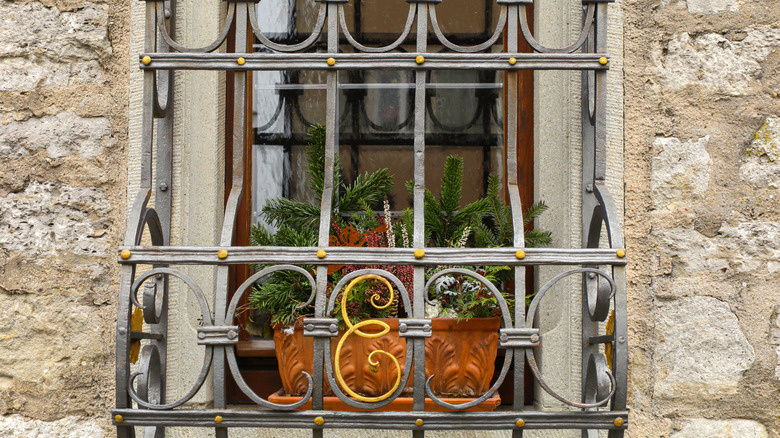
[114,415,124,423]
[214,416,223,424]
[141,56,152,65]
[616,249,626,258]
[509,57,517,65]
[515,419,525,428]
[120,249,131,260]
[217,249,228,259]
[515,250,526,259]
[327,57,336,66]
[416,55,425,64]
[614,418,624,427]
[236,57,246,66]
[314,417,325,426]
[414,249,425,259]
[317,249,327,258]
[415,419,424,427]
[599,57,609,65]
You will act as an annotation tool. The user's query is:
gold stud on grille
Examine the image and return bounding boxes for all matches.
[314,417,325,426]
[509,57,517,65]
[317,249,327,258]
[236,57,246,66]
[516,419,525,428]
[416,55,425,64]
[120,250,131,260]
[415,419,424,427]
[614,418,624,427]
[515,250,526,259]
[215,416,223,424]
[114,415,124,423]
[327,57,336,66]
[616,249,626,258]
[141,56,152,65]
[599,57,608,65]
[414,249,425,259]
[217,249,228,259]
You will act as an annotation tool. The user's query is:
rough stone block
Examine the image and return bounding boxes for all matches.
[741,117,780,189]
[0,181,111,256]
[0,57,103,91]
[686,0,738,14]
[651,136,711,210]
[0,112,113,158]
[0,414,105,437]
[772,306,780,380]
[671,419,768,438]
[654,296,755,400]
[655,28,780,95]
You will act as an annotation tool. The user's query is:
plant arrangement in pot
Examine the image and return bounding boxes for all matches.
[247,124,551,410]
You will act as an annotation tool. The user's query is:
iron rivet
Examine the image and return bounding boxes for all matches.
[314,417,325,426]
[516,419,525,428]
[415,419,424,426]
[164,9,171,19]
[415,55,425,64]
[515,250,526,259]
[317,249,327,258]
[618,336,626,343]
[227,330,238,340]
[305,324,315,332]
[423,324,431,332]
[215,416,223,424]
[120,249,131,259]
[588,272,596,279]
[616,249,626,258]
[599,57,608,65]
[530,334,539,343]
[115,415,124,423]
[236,57,246,66]
[327,58,336,66]
[118,327,127,335]
[414,249,425,258]
[158,182,168,192]
[198,332,206,340]
[218,249,228,259]
[141,56,152,65]
[509,57,517,65]
[399,323,408,333]
[614,418,624,427]
[329,324,338,333]
[586,184,594,193]
[500,333,508,342]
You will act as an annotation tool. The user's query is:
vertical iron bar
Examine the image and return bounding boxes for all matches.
[506,5,526,438]
[312,4,341,438]
[593,4,608,182]
[412,3,426,438]
[214,4,247,438]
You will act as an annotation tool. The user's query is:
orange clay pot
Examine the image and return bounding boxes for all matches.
[273,317,500,398]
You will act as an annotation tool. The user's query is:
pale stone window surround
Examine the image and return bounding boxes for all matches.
[126,1,624,436]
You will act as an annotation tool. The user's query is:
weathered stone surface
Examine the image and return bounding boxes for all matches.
[654,296,755,400]
[671,419,768,438]
[651,136,711,210]
[654,222,780,276]
[0,112,113,158]
[655,28,780,95]
[772,306,780,380]
[0,414,105,437]
[0,57,103,91]
[685,0,738,14]
[741,117,780,189]
[0,181,111,256]
[0,2,110,61]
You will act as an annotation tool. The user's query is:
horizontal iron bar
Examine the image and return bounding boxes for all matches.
[117,246,627,266]
[588,334,615,345]
[130,331,163,341]
[111,409,628,430]
[140,52,610,71]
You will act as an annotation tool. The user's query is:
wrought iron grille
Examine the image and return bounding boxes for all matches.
[115,0,627,436]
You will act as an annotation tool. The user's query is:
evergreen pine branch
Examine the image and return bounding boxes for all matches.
[473,222,499,248]
[524,228,553,248]
[339,168,393,212]
[262,197,321,229]
[523,200,549,226]
[440,155,463,215]
[305,123,341,199]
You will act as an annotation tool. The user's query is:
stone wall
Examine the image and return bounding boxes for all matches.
[624,0,780,436]
[0,0,129,434]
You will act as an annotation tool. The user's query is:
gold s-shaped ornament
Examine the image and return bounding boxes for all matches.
[334,274,401,402]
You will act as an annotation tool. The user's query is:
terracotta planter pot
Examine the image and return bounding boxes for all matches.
[274,317,500,399]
